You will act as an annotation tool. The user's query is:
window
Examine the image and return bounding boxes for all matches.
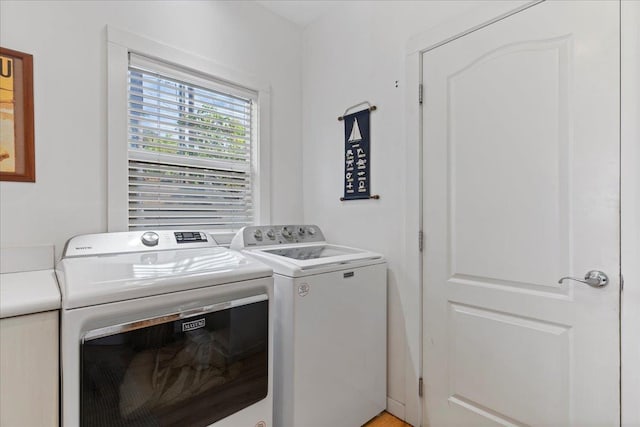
[108,28,270,236]
[127,55,255,230]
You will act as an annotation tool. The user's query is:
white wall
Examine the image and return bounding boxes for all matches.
[301,2,481,423]
[0,0,303,258]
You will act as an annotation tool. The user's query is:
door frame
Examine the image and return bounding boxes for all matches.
[621,1,640,426]
[403,1,636,425]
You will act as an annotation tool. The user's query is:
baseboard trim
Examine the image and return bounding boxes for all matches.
[386,397,406,421]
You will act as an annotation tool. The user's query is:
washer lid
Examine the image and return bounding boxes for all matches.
[56,232,272,309]
[242,243,384,277]
[262,244,362,260]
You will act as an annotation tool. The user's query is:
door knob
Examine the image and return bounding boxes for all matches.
[558,270,609,288]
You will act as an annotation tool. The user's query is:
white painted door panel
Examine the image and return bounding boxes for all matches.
[422,1,619,426]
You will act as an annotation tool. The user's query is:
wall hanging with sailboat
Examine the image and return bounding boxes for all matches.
[338,101,379,201]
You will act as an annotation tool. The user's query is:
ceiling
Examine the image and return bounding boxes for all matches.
[255,1,341,27]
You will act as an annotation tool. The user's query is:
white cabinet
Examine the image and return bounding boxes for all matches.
[0,310,59,427]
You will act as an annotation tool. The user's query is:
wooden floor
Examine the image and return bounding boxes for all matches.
[364,411,412,427]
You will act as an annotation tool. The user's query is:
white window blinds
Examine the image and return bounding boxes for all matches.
[127,54,256,231]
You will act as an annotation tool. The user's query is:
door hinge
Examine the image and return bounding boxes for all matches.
[418,83,423,105]
[621,273,624,291]
[419,377,424,397]
[418,230,424,252]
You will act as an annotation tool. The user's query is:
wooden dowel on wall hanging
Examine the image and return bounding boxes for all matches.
[340,195,380,201]
[338,101,377,121]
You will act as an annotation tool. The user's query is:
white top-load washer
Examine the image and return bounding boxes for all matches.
[56,230,274,427]
[231,225,387,427]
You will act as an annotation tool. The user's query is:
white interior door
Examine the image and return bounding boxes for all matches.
[421,1,620,426]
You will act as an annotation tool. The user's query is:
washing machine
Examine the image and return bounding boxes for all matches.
[230,225,387,427]
[56,230,274,427]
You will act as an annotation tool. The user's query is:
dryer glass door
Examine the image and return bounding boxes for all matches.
[79,294,268,427]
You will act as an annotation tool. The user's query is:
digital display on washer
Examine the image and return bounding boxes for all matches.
[263,245,360,260]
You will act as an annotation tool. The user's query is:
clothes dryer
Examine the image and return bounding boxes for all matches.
[56,231,273,427]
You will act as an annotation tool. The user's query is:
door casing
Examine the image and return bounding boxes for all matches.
[403,1,633,425]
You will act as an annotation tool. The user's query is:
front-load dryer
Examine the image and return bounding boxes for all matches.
[231,225,387,427]
[56,230,274,427]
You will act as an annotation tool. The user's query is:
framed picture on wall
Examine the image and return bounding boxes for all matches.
[0,47,34,182]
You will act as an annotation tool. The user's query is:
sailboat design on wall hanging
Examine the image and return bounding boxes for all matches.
[338,101,379,201]
[348,118,363,143]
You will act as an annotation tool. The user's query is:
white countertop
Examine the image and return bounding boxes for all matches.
[0,270,61,318]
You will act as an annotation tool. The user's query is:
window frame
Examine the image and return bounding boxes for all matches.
[107,26,271,239]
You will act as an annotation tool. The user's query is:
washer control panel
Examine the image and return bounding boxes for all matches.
[234,225,325,247]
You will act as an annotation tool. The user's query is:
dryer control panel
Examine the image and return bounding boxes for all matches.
[232,225,325,248]
[62,230,218,257]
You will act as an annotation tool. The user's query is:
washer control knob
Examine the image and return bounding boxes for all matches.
[297,227,305,236]
[282,226,293,239]
[307,227,316,236]
[141,232,159,247]
[253,229,263,241]
[266,229,276,240]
